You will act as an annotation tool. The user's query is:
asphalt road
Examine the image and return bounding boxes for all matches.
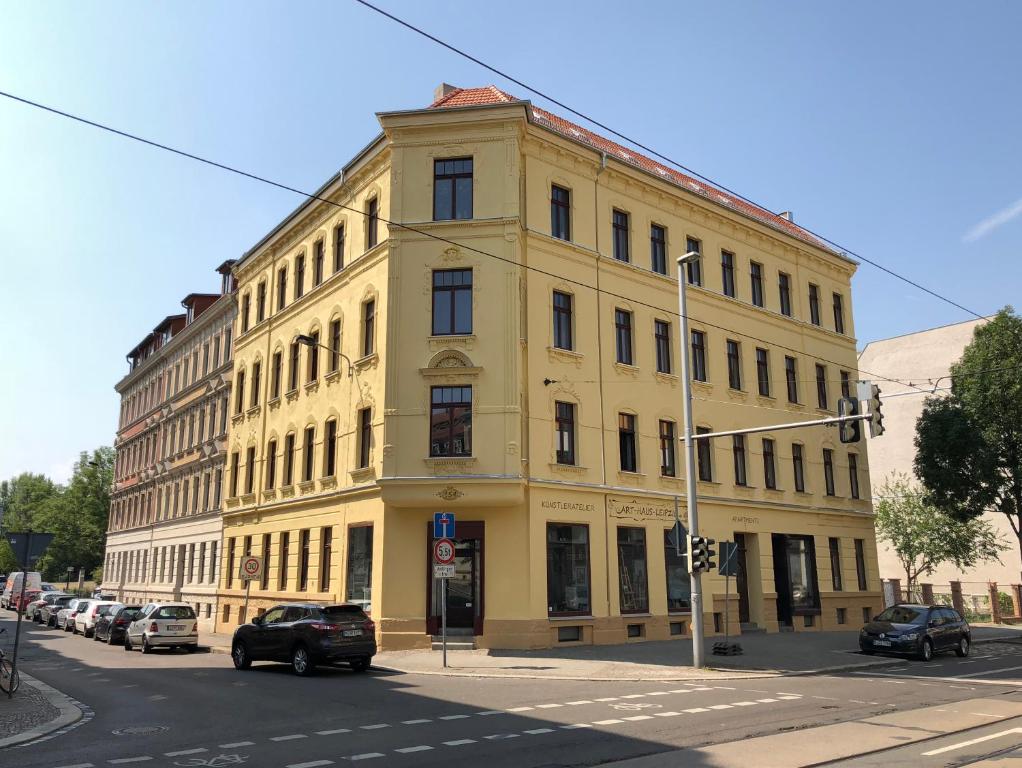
[4,614,1022,768]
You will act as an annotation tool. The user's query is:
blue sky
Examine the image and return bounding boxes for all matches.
[1,1,1019,483]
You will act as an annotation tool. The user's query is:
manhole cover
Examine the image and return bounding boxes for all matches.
[112,726,169,736]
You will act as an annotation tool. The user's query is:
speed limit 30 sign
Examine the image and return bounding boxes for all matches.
[239,555,264,581]
[433,538,455,578]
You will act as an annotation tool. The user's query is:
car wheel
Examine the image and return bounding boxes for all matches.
[107,632,116,646]
[142,636,152,654]
[232,641,251,670]
[71,623,78,635]
[185,644,197,654]
[124,635,133,652]
[919,638,934,662]
[291,644,314,676]
[350,657,371,673]
[955,636,970,658]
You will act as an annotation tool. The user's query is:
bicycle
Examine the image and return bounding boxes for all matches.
[0,628,19,694]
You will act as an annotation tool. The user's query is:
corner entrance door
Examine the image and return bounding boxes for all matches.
[427,521,484,636]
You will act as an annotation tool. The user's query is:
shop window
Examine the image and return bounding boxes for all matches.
[664,529,691,612]
[346,525,373,608]
[617,527,649,614]
[547,523,590,616]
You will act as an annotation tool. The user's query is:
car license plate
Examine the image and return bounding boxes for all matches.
[167,624,184,631]
[874,639,892,647]
[343,629,362,637]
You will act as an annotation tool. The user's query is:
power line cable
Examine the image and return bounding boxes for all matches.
[0,87,926,394]
[352,0,988,323]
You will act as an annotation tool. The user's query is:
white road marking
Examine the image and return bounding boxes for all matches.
[594,719,624,725]
[146,695,168,701]
[55,764,94,768]
[812,696,838,701]
[708,704,732,710]
[270,734,308,741]
[646,691,670,696]
[922,728,1022,756]
[219,742,254,748]
[347,754,384,761]
[360,724,389,730]
[438,715,469,720]
[622,715,653,721]
[713,686,737,691]
[620,694,646,699]
[536,703,563,708]
[957,664,1022,678]
[483,734,520,740]
[565,700,593,705]
[394,746,433,754]
[655,711,683,717]
[442,739,476,746]
[969,712,1004,718]
[288,761,335,768]
[757,698,778,703]
[594,697,619,702]
[476,711,502,716]
[668,689,693,694]
[109,759,152,765]
[849,699,868,704]
[316,729,352,736]
[523,728,556,734]
[684,708,710,714]
[507,706,533,712]
[401,719,431,725]
[732,702,757,707]
[561,724,594,729]
[165,749,207,757]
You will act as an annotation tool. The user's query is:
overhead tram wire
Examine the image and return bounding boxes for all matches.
[0,87,927,395]
[353,0,988,324]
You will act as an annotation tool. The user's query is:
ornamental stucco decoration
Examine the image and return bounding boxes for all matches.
[436,485,464,501]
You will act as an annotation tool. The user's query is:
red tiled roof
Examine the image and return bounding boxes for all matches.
[429,86,830,252]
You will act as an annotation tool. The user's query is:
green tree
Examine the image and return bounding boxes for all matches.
[0,472,61,532]
[34,448,114,580]
[875,473,1007,588]
[915,307,1022,578]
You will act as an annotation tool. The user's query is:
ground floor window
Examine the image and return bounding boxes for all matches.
[664,530,692,612]
[547,523,590,616]
[617,527,649,614]
[346,525,374,610]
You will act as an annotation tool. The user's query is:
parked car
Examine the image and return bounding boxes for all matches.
[95,605,141,645]
[28,592,71,622]
[57,599,88,631]
[10,589,42,613]
[125,602,198,654]
[2,571,42,609]
[75,600,119,637]
[860,604,971,661]
[41,595,75,627]
[41,582,56,592]
[231,602,376,676]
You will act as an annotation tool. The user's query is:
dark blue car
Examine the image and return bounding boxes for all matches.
[860,604,970,661]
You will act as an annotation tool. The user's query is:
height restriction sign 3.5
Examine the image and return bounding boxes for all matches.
[239,555,263,581]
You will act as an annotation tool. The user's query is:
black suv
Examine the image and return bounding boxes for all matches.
[95,606,142,645]
[860,604,971,661]
[231,602,376,676]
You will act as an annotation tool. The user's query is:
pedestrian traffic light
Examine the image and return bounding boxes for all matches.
[867,384,885,437]
[689,536,716,573]
[837,397,861,443]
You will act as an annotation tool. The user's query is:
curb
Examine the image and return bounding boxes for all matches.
[0,672,83,749]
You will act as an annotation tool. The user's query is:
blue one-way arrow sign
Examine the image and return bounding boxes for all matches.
[433,512,455,539]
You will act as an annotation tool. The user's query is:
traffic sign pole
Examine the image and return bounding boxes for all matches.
[441,578,447,669]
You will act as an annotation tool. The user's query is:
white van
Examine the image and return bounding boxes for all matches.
[2,572,42,609]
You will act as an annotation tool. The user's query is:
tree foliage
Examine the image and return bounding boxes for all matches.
[0,448,113,579]
[915,307,1022,571]
[875,474,1007,587]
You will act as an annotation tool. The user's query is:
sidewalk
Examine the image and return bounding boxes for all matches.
[0,671,83,749]
[203,624,1022,681]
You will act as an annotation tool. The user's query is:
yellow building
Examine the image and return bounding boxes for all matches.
[218,84,880,650]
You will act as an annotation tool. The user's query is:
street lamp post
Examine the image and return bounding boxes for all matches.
[294,334,355,378]
[675,251,705,669]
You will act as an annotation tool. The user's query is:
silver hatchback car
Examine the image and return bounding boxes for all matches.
[124,602,199,654]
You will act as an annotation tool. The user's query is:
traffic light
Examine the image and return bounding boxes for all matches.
[867,384,885,437]
[837,397,861,444]
[688,536,717,574]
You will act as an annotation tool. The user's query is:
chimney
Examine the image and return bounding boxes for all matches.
[778,211,795,222]
[433,82,459,103]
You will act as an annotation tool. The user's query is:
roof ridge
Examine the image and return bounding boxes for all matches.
[429,85,833,253]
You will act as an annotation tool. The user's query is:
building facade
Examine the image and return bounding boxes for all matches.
[217,84,880,650]
[858,318,1016,586]
[104,265,236,632]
